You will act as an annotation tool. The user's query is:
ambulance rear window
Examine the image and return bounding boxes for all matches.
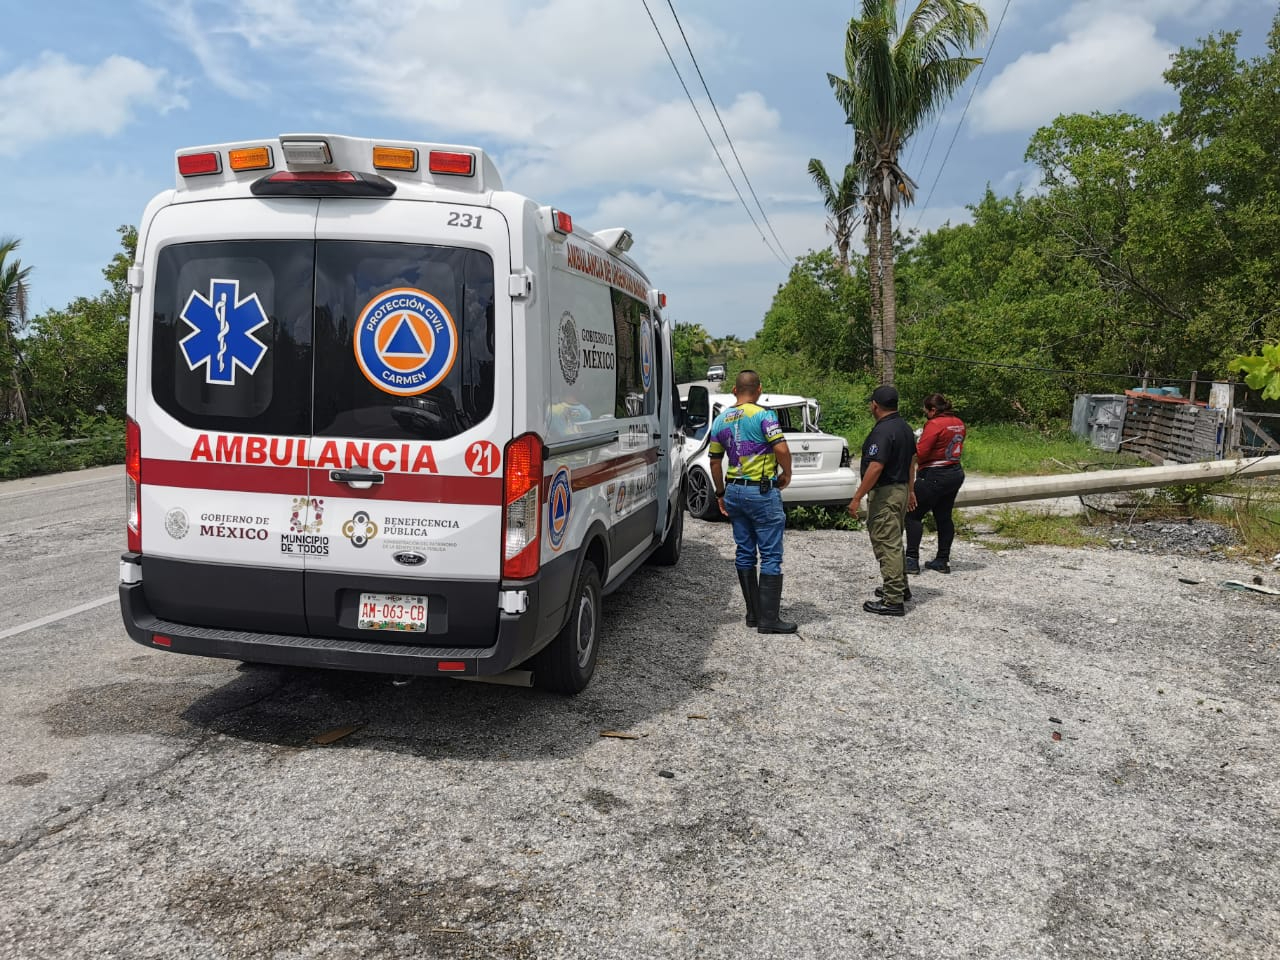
[313,241,495,441]
[151,241,313,435]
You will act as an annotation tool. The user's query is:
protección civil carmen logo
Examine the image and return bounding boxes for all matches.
[354,287,458,397]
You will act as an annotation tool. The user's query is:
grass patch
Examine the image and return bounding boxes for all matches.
[962,424,1146,477]
[785,505,861,531]
[974,508,1106,551]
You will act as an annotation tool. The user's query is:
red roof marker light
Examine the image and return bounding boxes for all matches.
[428,151,475,176]
[177,152,221,177]
[552,210,573,235]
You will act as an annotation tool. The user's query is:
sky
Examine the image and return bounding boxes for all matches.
[2,0,1275,338]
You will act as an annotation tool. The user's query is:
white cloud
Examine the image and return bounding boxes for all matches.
[151,0,815,202]
[580,189,830,336]
[1062,0,1248,29]
[0,53,186,156]
[148,0,830,335]
[971,13,1174,133]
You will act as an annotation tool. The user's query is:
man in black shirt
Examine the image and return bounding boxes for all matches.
[847,385,918,615]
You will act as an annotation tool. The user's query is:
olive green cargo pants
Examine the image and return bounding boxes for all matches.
[867,483,910,604]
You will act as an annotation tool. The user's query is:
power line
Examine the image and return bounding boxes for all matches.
[663,0,792,262]
[638,0,789,267]
[913,0,1012,232]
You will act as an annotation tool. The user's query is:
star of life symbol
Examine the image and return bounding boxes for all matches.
[179,279,269,386]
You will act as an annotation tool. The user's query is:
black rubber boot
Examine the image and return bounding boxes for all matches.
[757,573,798,634]
[737,568,760,628]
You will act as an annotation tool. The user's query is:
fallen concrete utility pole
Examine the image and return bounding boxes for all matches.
[955,455,1280,508]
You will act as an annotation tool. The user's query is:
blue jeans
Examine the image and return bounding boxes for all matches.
[723,483,786,575]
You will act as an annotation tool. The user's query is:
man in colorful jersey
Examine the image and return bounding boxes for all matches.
[708,371,798,634]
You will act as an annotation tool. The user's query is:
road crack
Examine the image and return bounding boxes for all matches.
[0,677,288,867]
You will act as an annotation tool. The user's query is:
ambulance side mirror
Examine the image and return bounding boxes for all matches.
[683,386,710,440]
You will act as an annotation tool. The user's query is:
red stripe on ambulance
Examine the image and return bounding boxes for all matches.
[143,458,502,504]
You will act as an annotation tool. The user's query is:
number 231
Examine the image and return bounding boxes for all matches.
[447,211,483,229]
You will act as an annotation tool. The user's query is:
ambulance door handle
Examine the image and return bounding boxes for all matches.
[330,469,385,489]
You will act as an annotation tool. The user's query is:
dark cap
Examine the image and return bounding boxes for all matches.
[870,385,899,409]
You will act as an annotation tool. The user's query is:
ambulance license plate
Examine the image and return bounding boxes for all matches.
[358,593,428,632]
[793,452,821,468]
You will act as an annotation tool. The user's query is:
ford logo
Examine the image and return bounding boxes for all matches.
[393,552,427,567]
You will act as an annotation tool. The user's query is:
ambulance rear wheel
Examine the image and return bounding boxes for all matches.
[650,490,684,566]
[686,467,720,521]
[533,562,601,695]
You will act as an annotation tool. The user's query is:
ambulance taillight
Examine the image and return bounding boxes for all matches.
[125,417,142,553]
[502,434,543,579]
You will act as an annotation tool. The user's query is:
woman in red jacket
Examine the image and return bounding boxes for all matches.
[905,393,966,575]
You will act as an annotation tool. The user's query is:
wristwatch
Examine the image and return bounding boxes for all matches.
[714,488,725,497]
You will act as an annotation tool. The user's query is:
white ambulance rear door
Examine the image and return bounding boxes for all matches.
[303,198,512,642]
[135,198,318,634]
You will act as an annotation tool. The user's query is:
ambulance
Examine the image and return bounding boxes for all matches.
[118,134,702,694]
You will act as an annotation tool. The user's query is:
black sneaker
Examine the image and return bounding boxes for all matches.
[905,557,921,575]
[875,586,912,601]
[924,559,951,574]
[863,599,906,617]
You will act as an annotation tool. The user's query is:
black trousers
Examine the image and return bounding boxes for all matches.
[905,465,965,562]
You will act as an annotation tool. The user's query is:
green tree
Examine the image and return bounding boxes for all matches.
[805,158,861,269]
[1025,17,1280,381]
[0,237,33,427]
[23,225,136,425]
[758,250,871,374]
[672,321,713,382]
[828,0,988,384]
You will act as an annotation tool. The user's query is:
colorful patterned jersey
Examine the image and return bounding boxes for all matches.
[708,402,785,481]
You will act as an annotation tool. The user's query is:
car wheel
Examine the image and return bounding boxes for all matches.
[686,467,720,521]
[532,562,602,695]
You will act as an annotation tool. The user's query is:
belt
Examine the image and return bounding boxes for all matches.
[726,476,775,490]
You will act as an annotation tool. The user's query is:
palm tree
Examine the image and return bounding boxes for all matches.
[829,0,987,383]
[806,158,861,270]
[0,237,32,426]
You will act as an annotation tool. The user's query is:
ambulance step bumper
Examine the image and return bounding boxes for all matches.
[118,581,541,678]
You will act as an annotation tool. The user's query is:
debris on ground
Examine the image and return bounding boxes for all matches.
[1221,580,1280,596]
[311,723,363,745]
[1093,520,1238,556]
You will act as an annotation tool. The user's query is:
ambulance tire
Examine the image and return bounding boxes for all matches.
[650,489,684,566]
[532,562,602,695]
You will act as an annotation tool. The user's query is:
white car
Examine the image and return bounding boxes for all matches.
[678,389,857,520]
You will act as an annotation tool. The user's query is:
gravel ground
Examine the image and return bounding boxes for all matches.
[2,514,1279,959]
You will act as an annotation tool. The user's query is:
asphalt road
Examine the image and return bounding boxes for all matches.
[1,467,1278,959]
